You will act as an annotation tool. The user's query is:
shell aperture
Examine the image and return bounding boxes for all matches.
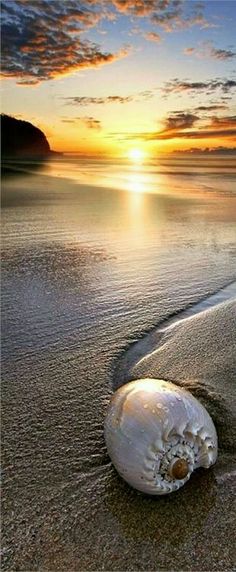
[104,378,218,495]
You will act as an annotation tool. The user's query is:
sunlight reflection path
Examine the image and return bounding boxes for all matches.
[124,165,158,195]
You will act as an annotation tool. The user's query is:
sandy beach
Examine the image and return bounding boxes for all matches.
[2,161,236,570]
[2,0,236,567]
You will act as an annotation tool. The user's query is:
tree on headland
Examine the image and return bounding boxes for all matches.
[1,114,51,158]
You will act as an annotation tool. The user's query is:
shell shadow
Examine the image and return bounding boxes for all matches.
[103,466,217,546]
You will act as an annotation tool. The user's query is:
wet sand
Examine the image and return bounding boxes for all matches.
[115,286,236,465]
[2,296,236,571]
[2,165,236,571]
[109,297,236,572]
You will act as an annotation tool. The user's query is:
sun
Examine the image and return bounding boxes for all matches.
[128,148,146,163]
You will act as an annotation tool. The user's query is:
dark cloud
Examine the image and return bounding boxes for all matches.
[184,42,236,61]
[139,90,155,100]
[111,113,236,141]
[194,104,228,111]
[208,47,236,60]
[61,116,102,129]
[64,90,154,105]
[64,95,134,105]
[81,116,102,129]
[157,128,236,140]
[1,0,129,84]
[107,112,198,140]
[1,0,217,84]
[142,111,200,140]
[120,128,236,141]
[163,112,199,130]
[163,78,236,96]
[209,115,236,129]
[139,111,200,140]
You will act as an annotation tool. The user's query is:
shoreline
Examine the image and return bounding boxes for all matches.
[114,279,236,389]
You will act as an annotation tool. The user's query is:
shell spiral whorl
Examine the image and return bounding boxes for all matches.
[104,378,218,495]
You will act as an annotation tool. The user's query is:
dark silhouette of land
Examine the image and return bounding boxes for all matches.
[1,115,62,175]
[1,114,52,159]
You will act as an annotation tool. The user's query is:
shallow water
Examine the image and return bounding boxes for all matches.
[2,156,236,570]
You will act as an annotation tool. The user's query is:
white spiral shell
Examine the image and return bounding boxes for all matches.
[104,378,218,495]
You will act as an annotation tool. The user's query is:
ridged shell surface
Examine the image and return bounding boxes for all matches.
[104,378,218,495]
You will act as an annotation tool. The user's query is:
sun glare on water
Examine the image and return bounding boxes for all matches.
[128,148,146,163]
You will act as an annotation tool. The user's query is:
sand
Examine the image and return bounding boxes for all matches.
[3,298,236,571]
[2,169,236,571]
[110,299,236,571]
[115,298,236,465]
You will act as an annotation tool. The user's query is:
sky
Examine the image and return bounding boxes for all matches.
[1,0,236,157]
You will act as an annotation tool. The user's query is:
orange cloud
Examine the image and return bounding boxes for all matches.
[112,0,214,31]
[1,1,129,84]
[1,0,217,85]
[144,31,162,42]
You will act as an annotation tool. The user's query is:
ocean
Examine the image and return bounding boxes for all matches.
[2,155,236,570]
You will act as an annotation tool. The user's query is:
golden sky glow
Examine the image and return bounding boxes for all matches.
[1,1,236,156]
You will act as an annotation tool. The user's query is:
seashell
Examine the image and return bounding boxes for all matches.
[104,378,218,495]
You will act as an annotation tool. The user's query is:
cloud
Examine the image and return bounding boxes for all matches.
[80,116,102,129]
[194,104,228,111]
[145,111,200,140]
[108,111,200,140]
[163,112,199,130]
[184,47,195,55]
[1,0,129,84]
[111,112,236,141]
[211,48,236,60]
[112,128,236,141]
[184,42,236,61]
[1,0,218,85]
[163,78,236,96]
[112,0,214,31]
[209,115,236,129]
[150,1,215,32]
[111,0,175,17]
[156,128,236,140]
[64,90,154,105]
[64,95,134,106]
[61,116,102,129]
[144,31,162,42]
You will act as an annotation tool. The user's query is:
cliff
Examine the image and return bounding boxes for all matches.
[1,114,51,159]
